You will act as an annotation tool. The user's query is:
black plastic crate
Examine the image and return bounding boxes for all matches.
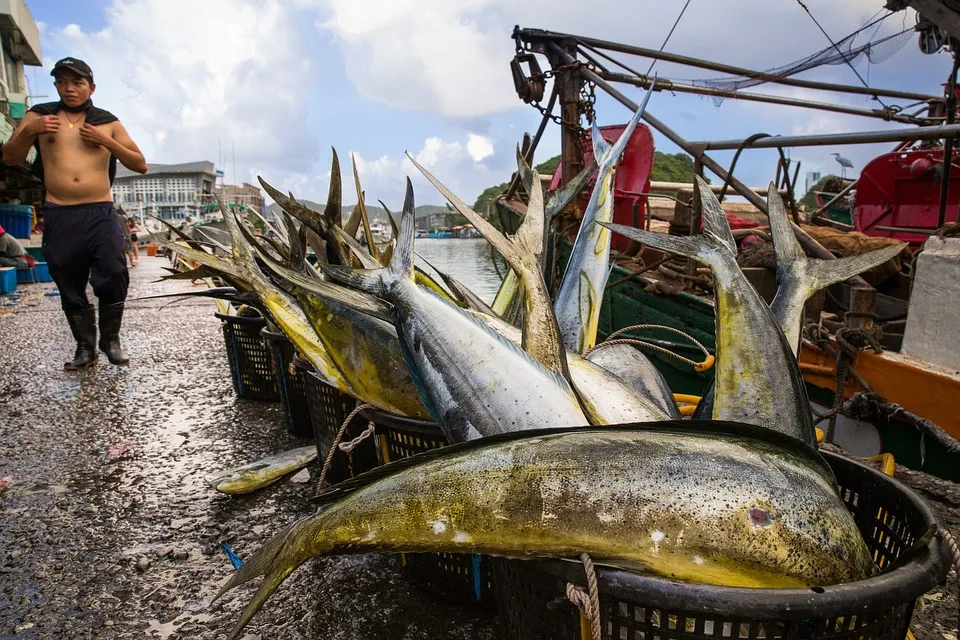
[261,328,312,438]
[494,450,950,640]
[361,407,495,609]
[216,312,279,402]
[297,357,378,485]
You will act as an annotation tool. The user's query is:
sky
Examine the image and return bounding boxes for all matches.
[21,0,954,209]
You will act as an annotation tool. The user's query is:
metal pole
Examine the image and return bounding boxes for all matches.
[550,45,871,285]
[522,28,937,102]
[690,124,960,151]
[596,71,929,125]
[938,52,959,229]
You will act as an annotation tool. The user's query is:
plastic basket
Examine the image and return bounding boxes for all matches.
[361,407,496,608]
[216,312,279,402]
[0,204,33,239]
[493,450,950,640]
[261,328,313,438]
[146,244,158,257]
[298,357,379,484]
[0,267,16,294]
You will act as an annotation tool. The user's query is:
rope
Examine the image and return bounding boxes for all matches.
[566,553,602,640]
[338,421,375,453]
[824,317,883,443]
[314,403,372,497]
[584,324,714,371]
[940,527,960,581]
[643,0,692,77]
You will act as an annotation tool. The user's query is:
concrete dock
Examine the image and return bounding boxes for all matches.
[0,256,496,639]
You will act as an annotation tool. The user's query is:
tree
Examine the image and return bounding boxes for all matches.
[471,150,705,213]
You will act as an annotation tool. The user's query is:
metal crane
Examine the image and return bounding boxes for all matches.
[831,152,854,178]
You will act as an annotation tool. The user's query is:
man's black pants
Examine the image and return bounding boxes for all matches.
[42,202,129,312]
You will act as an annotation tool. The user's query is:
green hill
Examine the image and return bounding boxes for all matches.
[472,151,704,215]
[266,201,453,223]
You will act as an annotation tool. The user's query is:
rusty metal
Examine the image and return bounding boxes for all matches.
[516,27,938,102]
[690,124,960,150]
[594,71,933,125]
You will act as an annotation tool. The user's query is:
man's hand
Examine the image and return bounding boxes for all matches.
[79,123,112,148]
[29,116,60,136]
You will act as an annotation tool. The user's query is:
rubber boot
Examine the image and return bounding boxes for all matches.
[98,302,129,365]
[64,307,98,371]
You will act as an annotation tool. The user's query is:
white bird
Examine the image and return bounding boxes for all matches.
[831,152,854,178]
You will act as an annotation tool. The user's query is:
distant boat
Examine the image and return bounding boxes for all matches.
[427,227,455,239]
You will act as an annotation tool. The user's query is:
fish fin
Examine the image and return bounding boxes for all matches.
[343,202,362,239]
[351,154,382,263]
[544,157,597,220]
[317,179,416,295]
[591,79,653,173]
[388,178,416,280]
[149,230,246,283]
[246,229,394,321]
[216,520,307,640]
[767,186,905,346]
[600,177,735,264]
[324,148,342,233]
[379,200,400,239]
[334,227,382,269]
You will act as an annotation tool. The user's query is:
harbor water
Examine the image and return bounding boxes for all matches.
[413,238,504,303]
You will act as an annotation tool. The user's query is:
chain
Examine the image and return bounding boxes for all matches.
[526,60,596,133]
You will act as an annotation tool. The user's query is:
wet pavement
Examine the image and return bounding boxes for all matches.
[0,256,497,639]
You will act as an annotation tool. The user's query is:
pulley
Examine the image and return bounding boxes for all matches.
[510,53,545,104]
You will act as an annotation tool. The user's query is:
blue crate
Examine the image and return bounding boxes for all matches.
[0,267,16,294]
[0,204,33,240]
[16,262,53,284]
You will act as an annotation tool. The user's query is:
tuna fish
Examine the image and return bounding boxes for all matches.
[215,422,876,639]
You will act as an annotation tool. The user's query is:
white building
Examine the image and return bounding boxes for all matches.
[805,171,822,194]
[112,161,217,221]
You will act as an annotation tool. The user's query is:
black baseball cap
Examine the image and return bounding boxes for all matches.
[50,57,93,81]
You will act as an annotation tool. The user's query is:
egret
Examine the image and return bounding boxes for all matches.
[831,152,854,178]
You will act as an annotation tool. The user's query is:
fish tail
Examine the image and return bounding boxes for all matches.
[591,79,654,173]
[320,177,418,296]
[407,152,539,273]
[768,184,905,293]
[601,176,736,264]
[768,185,905,346]
[216,519,315,640]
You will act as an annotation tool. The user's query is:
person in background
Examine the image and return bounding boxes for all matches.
[0,57,147,370]
[0,223,30,269]
[126,217,142,267]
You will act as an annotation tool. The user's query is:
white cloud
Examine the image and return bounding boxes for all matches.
[466,133,494,161]
[43,0,318,173]
[299,0,919,119]
[271,133,504,208]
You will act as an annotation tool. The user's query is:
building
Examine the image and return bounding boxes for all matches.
[112,161,217,222]
[805,171,822,194]
[214,182,265,217]
[0,0,41,173]
[414,211,459,234]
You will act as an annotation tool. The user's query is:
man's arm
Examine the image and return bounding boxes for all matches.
[2,113,60,166]
[80,120,147,173]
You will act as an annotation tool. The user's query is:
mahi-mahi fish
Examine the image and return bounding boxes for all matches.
[321,179,589,443]
[554,84,653,354]
[215,421,876,640]
[407,151,675,424]
[605,179,821,446]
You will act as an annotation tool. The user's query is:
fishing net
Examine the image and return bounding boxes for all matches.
[682,28,913,107]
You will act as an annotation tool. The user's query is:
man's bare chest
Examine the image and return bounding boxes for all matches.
[39,120,110,163]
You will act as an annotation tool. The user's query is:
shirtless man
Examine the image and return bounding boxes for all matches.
[2,57,147,370]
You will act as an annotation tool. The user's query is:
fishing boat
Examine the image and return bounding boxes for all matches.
[500,14,960,481]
